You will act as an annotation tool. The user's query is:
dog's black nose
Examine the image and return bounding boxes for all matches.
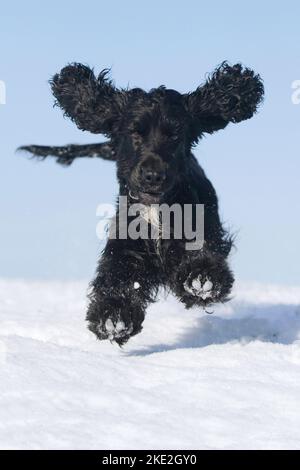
[140,167,166,185]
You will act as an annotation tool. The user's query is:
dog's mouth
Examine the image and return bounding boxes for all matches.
[129,189,164,203]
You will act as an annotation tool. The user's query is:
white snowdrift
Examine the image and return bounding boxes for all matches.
[1,279,300,450]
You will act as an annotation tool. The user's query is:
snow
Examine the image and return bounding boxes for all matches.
[1,279,300,450]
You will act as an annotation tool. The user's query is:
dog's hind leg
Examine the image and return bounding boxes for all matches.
[86,239,160,345]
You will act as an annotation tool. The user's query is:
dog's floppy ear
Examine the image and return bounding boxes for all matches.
[184,62,264,138]
[51,63,123,135]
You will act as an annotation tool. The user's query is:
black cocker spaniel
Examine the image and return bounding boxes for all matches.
[20,62,264,345]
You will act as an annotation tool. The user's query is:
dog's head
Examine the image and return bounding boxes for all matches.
[51,62,264,203]
[114,86,191,203]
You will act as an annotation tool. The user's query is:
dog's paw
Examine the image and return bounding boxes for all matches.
[183,275,216,300]
[88,315,135,346]
[178,254,234,308]
[87,298,144,346]
[99,317,134,345]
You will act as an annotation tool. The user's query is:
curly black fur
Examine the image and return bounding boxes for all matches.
[20,61,264,345]
[51,64,124,135]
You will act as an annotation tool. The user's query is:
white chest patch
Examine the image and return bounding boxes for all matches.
[140,205,162,253]
[140,205,160,230]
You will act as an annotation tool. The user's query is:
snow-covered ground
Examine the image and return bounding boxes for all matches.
[1,279,300,450]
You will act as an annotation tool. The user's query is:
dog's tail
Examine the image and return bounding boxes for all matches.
[17,141,115,166]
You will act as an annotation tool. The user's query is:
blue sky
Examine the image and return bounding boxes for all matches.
[0,0,299,284]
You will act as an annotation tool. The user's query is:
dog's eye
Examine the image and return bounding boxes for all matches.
[161,122,181,141]
[132,129,143,138]
[131,131,143,150]
[131,131,143,142]
[131,118,150,137]
[162,126,173,137]
[134,125,148,137]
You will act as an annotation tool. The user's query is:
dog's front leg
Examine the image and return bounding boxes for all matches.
[86,239,159,345]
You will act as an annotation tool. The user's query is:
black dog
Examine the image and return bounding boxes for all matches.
[20,62,264,345]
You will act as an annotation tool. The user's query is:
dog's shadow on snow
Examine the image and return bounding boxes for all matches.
[126,303,300,357]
